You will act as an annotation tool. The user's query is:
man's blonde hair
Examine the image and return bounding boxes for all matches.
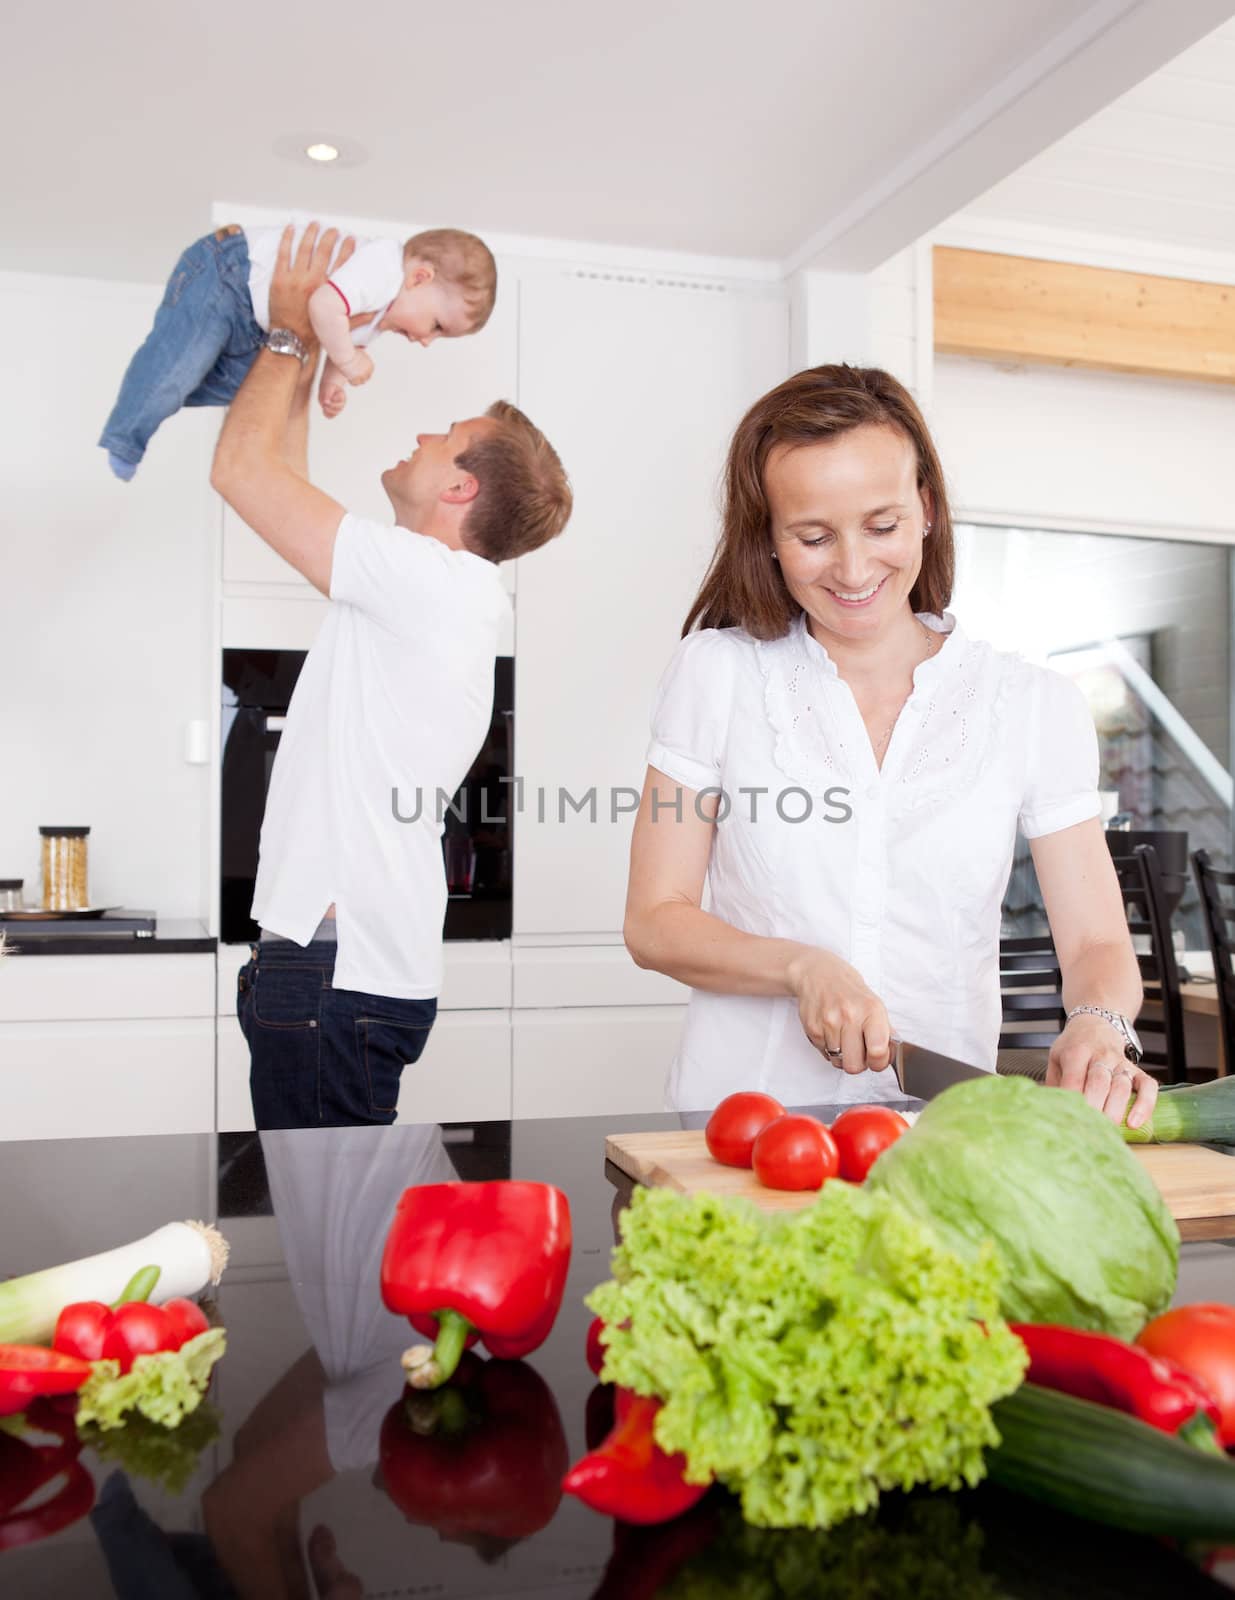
[404,229,497,330]
[455,401,572,564]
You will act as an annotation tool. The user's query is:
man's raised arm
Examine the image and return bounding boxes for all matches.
[210,223,348,596]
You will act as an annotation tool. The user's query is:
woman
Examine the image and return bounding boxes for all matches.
[624,365,1156,1129]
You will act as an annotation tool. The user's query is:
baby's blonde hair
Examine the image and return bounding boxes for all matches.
[404,229,497,331]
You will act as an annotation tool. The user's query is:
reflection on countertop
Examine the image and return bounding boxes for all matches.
[2,1114,1234,1598]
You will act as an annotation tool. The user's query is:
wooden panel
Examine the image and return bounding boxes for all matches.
[934,246,1235,386]
[606,1128,1235,1240]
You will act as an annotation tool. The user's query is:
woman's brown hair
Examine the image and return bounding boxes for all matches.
[683,364,955,639]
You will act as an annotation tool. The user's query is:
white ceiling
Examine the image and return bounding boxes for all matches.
[2,1,1232,284]
[954,14,1235,258]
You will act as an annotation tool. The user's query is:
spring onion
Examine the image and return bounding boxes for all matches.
[1123,1076,1235,1146]
[0,1221,229,1346]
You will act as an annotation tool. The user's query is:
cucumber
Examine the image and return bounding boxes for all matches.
[989,1383,1235,1540]
[1122,1073,1235,1146]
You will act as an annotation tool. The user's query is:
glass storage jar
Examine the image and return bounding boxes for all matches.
[40,827,90,911]
[0,879,23,912]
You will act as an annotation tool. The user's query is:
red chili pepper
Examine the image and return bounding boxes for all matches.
[379,1352,568,1545]
[380,1181,572,1389]
[1011,1322,1223,1446]
[562,1388,710,1525]
[0,1346,94,1417]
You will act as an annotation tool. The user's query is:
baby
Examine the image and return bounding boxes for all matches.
[100,221,497,480]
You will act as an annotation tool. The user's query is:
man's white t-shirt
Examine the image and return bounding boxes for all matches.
[251,514,510,1000]
[245,225,404,346]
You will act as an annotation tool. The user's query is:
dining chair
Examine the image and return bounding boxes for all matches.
[1191,848,1235,1080]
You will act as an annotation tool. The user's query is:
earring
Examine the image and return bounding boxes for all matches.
[771,551,779,562]
[923,521,932,536]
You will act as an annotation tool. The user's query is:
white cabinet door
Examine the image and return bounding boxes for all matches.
[512,1005,685,1119]
[217,1012,255,1133]
[398,1010,511,1123]
[513,270,788,937]
[222,275,519,586]
[0,1019,215,1141]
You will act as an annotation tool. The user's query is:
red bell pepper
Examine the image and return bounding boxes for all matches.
[379,1351,568,1545]
[1012,1322,1223,1449]
[586,1315,607,1378]
[380,1181,572,1389]
[562,1388,710,1525]
[0,1346,93,1417]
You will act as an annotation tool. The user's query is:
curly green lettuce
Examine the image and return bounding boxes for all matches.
[75,1328,226,1432]
[588,1183,1025,1530]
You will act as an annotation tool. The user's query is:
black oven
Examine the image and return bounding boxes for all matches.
[220,648,513,945]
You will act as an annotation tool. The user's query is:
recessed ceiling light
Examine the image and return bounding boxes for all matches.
[273,132,368,169]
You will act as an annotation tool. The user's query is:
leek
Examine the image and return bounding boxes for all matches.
[0,1221,229,1346]
[1122,1076,1235,1146]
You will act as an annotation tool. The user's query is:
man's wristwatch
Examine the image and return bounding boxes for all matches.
[265,328,310,366]
[1066,1005,1144,1064]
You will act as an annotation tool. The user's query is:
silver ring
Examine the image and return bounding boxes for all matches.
[823,1044,844,1061]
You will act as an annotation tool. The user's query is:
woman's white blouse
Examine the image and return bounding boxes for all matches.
[646,612,1100,1112]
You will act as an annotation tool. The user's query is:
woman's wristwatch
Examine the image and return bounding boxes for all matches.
[1065,1005,1144,1064]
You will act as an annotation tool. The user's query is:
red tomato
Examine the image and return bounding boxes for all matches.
[706,1092,786,1168]
[829,1107,909,1183]
[159,1298,210,1351]
[52,1301,113,1362]
[1137,1305,1235,1446]
[100,1303,174,1374]
[751,1115,839,1191]
[0,1345,93,1416]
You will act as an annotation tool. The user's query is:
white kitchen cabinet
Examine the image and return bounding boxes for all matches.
[397,1009,511,1123]
[513,941,686,1008]
[0,952,215,1024]
[512,269,789,938]
[0,952,216,1140]
[512,1004,686,1119]
[0,1017,215,1141]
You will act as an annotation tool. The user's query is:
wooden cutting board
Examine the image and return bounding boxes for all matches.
[605,1129,1235,1242]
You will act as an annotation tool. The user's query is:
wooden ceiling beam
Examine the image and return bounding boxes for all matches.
[933,246,1235,386]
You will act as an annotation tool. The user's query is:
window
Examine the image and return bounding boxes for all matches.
[952,524,1233,948]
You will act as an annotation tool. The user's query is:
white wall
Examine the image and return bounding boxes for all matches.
[0,272,217,916]
[929,353,1235,542]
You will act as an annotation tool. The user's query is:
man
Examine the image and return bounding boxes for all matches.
[214,224,571,1128]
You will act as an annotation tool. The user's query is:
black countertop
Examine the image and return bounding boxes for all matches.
[0,917,216,956]
[3,1112,1235,1599]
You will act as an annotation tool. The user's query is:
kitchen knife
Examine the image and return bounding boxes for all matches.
[891,1038,990,1101]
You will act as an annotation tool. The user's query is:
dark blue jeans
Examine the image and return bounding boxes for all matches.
[100,228,265,469]
[237,940,438,1130]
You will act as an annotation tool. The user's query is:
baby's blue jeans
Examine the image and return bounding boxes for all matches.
[100,229,265,470]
